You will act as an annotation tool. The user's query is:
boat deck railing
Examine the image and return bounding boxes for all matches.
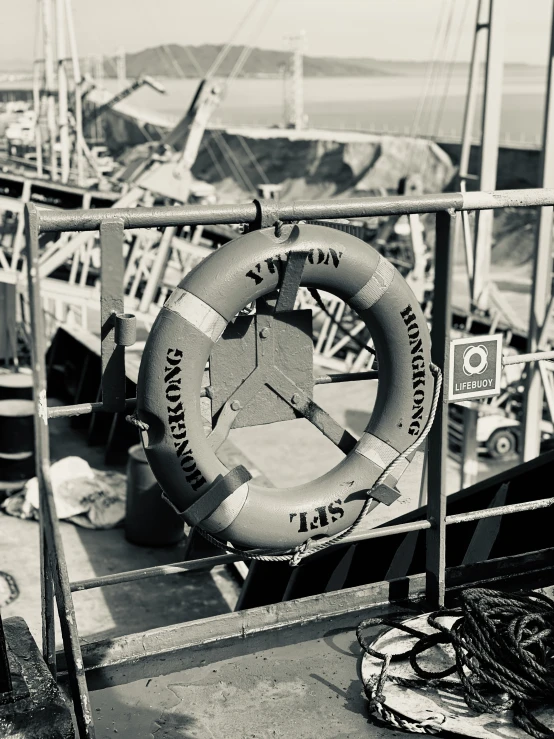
[7,188,554,738]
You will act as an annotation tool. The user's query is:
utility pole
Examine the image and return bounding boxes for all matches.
[42,0,58,180]
[56,0,70,182]
[285,32,305,130]
[471,0,505,311]
[522,3,554,461]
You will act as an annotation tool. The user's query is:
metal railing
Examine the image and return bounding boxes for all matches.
[14,188,554,738]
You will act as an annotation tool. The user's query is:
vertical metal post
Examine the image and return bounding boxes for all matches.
[0,612,13,696]
[41,0,58,180]
[10,180,31,270]
[426,210,455,608]
[461,404,479,488]
[25,204,96,739]
[472,0,504,310]
[100,219,126,412]
[455,0,485,292]
[138,226,176,314]
[56,0,70,183]
[522,3,554,461]
[458,0,485,188]
[32,60,44,179]
[25,205,56,676]
[64,0,84,186]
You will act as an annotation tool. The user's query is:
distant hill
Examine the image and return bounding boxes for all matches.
[102,44,394,79]
[1,43,545,79]
[96,45,545,80]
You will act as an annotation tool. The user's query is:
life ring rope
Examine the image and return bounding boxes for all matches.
[192,362,442,567]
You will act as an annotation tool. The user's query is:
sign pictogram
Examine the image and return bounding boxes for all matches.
[448,334,503,401]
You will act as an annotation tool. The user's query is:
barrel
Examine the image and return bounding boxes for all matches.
[0,451,35,485]
[0,399,35,486]
[0,372,33,401]
[0,400,35,456]
[125,444,185,547]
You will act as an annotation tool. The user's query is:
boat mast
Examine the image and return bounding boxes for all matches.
[522,2,554,460]
[64,0,85,185]
[456,0,486,294]
[56,0,70,182]
[32,36,44,178]
[41,0,58,180]
[472,0,505,311]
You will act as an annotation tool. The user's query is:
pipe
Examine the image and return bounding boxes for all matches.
[33,189,554,234]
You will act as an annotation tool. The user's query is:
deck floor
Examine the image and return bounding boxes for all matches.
[89,622,396,739]
[1,375,514,648]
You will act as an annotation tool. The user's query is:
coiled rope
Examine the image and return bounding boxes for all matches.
[357,589,554,738]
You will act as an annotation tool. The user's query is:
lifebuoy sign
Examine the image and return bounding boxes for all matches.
[448,334,503,401]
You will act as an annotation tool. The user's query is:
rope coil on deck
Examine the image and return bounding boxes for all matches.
[357,589,554,738]
[195,363,442,566]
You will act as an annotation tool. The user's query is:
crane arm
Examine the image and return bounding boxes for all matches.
[83,75,166,126]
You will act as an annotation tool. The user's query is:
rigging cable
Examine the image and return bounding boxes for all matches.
[418,0,457,139]
[237,135,270,184]
[214,130,257,192]
[202,137,227,180]
[409,0,450,140]
[162,44,187,78]
[206,0,263,78]
[224,0,280,86]
[405,0,450,174]
[428,0,468,138]
[209,130,255,192]
[184,46,204,78]
[419,0,469,186]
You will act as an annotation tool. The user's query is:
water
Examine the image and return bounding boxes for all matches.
[100,68,548,145]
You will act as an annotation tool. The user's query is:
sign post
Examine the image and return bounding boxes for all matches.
[448,334,503,402]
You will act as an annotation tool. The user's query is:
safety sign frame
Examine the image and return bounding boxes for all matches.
[448,334,503,402]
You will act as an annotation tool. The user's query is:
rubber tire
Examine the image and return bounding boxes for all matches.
[487,429,517,459]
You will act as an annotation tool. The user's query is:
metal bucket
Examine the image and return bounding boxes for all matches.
[0,399,35,486]
[125,444,185,547]
[0,372,33,401]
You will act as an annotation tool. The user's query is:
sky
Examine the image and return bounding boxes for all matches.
[2,0,554,67]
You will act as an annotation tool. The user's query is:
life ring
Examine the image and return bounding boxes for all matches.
[136,223,434,551]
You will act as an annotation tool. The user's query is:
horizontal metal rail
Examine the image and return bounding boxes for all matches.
[47,397,137,419]
[46,372,380,419]
[446,496,554,524]
[503,350,554,365]
[70,554,239,592]
[69,494,554,592]
[33,188,554,233]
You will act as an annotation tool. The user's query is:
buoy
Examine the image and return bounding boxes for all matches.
[137,223,434,551]
[124,444,185,547]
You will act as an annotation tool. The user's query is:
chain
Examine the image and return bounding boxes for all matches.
[0,571,19,608]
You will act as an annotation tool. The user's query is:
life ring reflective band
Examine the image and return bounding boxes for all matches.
[136,224,433,550]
